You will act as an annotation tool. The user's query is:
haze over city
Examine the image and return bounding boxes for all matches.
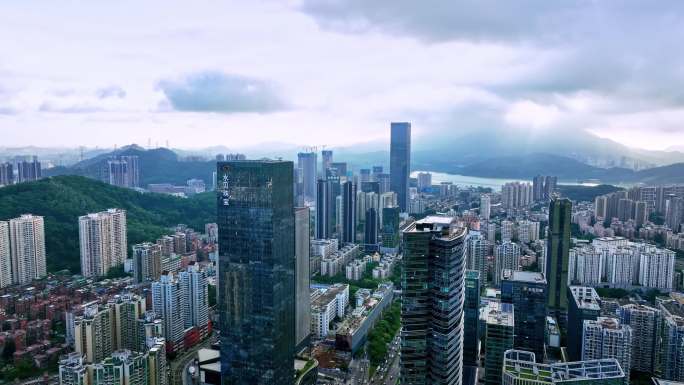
[2,1,684,150]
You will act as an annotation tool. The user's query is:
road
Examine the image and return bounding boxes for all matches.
[369,333,400,385]
[170,334,217,385]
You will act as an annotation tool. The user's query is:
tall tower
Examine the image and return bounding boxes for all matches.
[79,209,127,277]
[401,216,467,385]
[316,179,333,239]
[9,214,46,285]
[321,150,333,177]
[294,207,311,351]
[390,122,411,212]
[217,160,295,385]
[463,270,481,367]
[501,270,548,358]
[0,221,10,288]
[546,197,572,320]
[297,152,317,203]
[342,181,356,244]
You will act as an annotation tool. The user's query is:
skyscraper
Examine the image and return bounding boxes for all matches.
[484,302,515,385]
[618,303,661,374]
[364,207,378,253]
[390,122,411,212]
[321,150,333,176]
[342,181,356,244]
[501,270,547,358]
[0,162,13,186]
[480,194,491,220]
[16,156,42,183]
[79,209,127,277]
[582,317,632,385]
[179,264,210,337]
[381,206,400,251]
[217,160,295,385]
[74,303,115,363]
[464,270,481,367]
[295,207,311,351]
[152,273,186,353]
[297,152,317,203]
[0,221,10,288]
[9,214,46,285]
[132,243,162,283]
[316,179,333,239]
[401,216,467,385]
[107,155,139,188]
[546,198,572,320]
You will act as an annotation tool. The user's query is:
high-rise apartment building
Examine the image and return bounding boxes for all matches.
[321,150,333,176]
[501,270,547,358]
[567,286,601,361]
[401,216,467,385]
[466,232,488,283]
[111,294,147,352]
[618,303,661,374]
[390,122,411,212]
[484,302,515,385]
[0,162,13,186]
[316,179,333,239]
[74,302,115,363]
[295,207,311,351]
[582,317,632,385]
[179,264,210,337]
[502,182,533,209]
[658,298,684,381]
[79,209,127,277]
[217,160,295,385]
[107,155,139,188]
[417,172,432,191]
[547,198,572,320]
[639,248,676,290]
[16,156,42,183]
[464,270,481,367]
[480,194,491,220]
[494,241,521,286]
[151,273,186,353]
[132,243,162,283]
[342,181,356,244]
[0,222,10,288]
[9,214,46,285]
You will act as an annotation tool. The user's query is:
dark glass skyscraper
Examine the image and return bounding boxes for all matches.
[546,197,572,320]
[316,179,333,239]
[381,207,400,250]
[464,270,481,367]
[217,160,295,385]
[364,208,378,253]
[500,270,547,359]
[342,181,356,244]
[297,152,317,203]
[401,216,467,385]
[390,122,411,212]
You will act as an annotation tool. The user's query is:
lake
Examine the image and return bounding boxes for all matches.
[411,171,597,190]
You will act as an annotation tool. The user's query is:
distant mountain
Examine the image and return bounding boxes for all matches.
[0,176,215,273]
[437,153,684,185]
[45,146,217,187]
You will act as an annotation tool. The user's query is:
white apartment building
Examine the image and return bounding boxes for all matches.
[79,209,127,277]
[9,214,46,285]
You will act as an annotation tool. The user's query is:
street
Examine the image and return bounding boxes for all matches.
[369,333,400,385]
[170,334,217,385]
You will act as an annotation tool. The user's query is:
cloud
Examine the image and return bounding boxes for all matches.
[157,71,288,114]
[96,85,126,99]
[39,102,104,114]
[0,107,17,115]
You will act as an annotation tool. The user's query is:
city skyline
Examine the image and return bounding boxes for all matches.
[2,1,684,150]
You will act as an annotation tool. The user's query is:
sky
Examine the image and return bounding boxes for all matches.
[1,0,684,151]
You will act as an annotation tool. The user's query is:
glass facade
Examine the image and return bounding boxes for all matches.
[546,198,572,319]
[463,270,481,367]
[501,271,548,358]
[217,160,295,385]
[401,216,467,385]
[390,122,411,212]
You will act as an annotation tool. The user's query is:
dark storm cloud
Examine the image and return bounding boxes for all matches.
[157,71,288,114]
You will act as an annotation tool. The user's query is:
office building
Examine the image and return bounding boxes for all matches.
[501,270,547,358]
[316,179,333,239]
[547,198,572,320]
[364,208,378,253]
[132,243,162,283]
[502,349,625,385]
[79,209,127,277]
[217,160,295,385]
[533,175,545,202]
[390,122,411,212]
[484,302,515,385]
[321,150,333,176]
[381,207,400,252]
[464,270,481,367]
[342,181,356,243]
[295,207,311,351]
[9,214,46,285]
[298,152,317,203]
[329,162,347,178]
[152,273,185,353]
[401,216,467,385]
[567,286,601,361]
[582,317,632,385]
[618,303,661,374]
[0,221,10,288]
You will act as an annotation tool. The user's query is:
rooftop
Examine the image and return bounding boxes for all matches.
[503,349,624,382]
[570,286,601,311]
[484,302,514,327]
[501,270,546,284]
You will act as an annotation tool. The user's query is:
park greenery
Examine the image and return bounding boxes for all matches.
[366,301,401,370]
[0,175,215,273]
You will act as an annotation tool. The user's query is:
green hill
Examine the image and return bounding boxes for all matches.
[0,175,215,273]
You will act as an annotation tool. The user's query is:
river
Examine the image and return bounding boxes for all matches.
[411,171,598,190]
